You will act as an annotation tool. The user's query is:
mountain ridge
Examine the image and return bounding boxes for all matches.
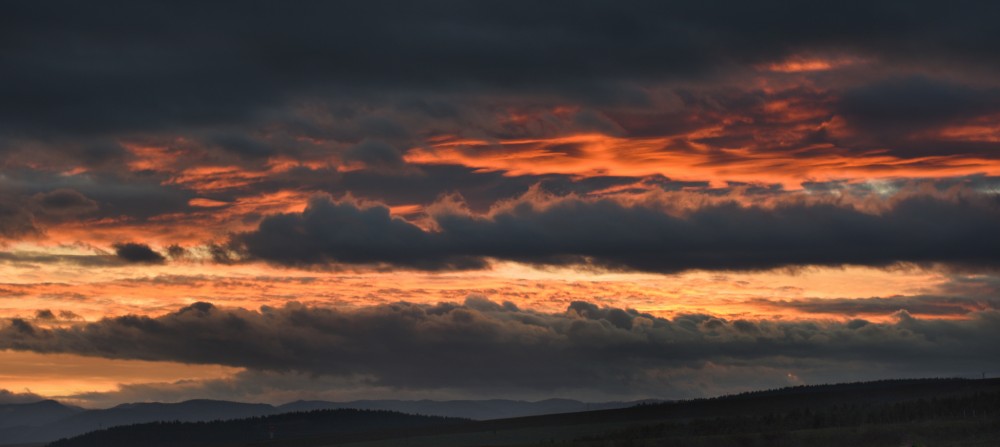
[42,377,1000,447]
[0,397,648,444]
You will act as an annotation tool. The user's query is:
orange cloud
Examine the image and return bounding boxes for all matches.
[0,350,241,405]
[189,198,230,208]
[935,115,1000,143]
[0,254,952,323]
[762,54,868,73]
[406,133,1000,189]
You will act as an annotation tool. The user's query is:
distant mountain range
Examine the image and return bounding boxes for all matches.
[277,398,649,420]
[0,397,650,444]
[47,408,465,447]
[37,378,1000,447]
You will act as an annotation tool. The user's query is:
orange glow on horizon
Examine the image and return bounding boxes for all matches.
[0,350,242,406]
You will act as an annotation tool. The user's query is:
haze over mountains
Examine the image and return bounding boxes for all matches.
[0,397,646,444]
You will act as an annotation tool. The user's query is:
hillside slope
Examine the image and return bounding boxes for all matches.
[46,409,466,447]
[240,378,1000,447]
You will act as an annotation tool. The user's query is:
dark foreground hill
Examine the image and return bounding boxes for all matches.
[32,378,1000,447]
[0,400,275,444]
[237,378,1000,447]
[45,409,466,447]
[0,398,643,444]
[0,400,83,432]
[277,398,645,420]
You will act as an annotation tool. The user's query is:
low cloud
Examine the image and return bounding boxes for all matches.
[2,299,997,398]
[113,242,166,264]
[837,77,1000,134]
[0,189,98,240]
[341,140,408,171]
[235,192,1000,273]
[0,389,45,404]
[0,196,38,239]
[30,189,99,217]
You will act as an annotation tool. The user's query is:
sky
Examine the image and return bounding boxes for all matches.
[1,1,1000,408]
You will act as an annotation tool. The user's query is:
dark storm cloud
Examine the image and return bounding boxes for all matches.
[837,77,1000,133]
[341,140,408,170]
[0,170,195,220]
[113,242,166,264]
[239,198,483,270]
[236,193,1000,273]
[165,244,188,260]
[30,189,99,216]
[4,1,1000,141]
[206,134,277,160]
[0,196,39,239]
[0,189,99,238]
[1,299,997,393]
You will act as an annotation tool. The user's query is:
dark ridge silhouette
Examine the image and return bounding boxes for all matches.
[0,400,83,430]
[0,397,643,444]
[276,398,650,420]
[13,378,1000,447]
[576,387,1000,446]
[46,409,465,447]
[241,378,1000,447]
[0,400,84,444]
[0,399,275,444]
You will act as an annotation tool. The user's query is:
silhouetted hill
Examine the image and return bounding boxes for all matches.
[9,379,999,446]
[0,400,275,444]
[277,398,648,420]
[0,400,83,430]
[239,378,1000,447]
[0,400,84,444]
[46,409,466,447]
[0,397,641,444]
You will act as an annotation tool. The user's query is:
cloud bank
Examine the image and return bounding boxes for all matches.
[2,299,997,398]
[235,192,1000,273]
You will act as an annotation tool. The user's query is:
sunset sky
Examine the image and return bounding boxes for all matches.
[2,1,1000,408]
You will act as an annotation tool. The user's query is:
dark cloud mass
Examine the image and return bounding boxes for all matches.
[0,196,38,239]
[341,140,408,170]
[113,242,166,264]
[30,189,99,216]
[0,189,100,239]
[837,77,1000,132]
[0,170,194,221]
[2,1,1000,164]
[1,299,996,395]
[237,193,1000,272]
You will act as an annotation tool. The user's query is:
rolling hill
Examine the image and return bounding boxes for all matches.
[238,378,1000,447]
[9,378,1000,446]
[0,398,641,444]
[45,409,466,447]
